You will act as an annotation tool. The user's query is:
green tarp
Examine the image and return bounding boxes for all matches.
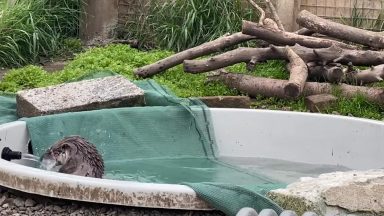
[0,72,284,215]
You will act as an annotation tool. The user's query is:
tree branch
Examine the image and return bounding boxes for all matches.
[134,32,255,78]
[242,20,358,49]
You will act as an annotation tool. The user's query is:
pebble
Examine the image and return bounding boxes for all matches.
[0,188,224,216]
[25,198,36,207]
[12,197,25,207]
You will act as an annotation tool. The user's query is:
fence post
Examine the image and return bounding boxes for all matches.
[80,0,119,43]
[274,0,301,31]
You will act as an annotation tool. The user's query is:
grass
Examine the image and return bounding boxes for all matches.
[123,0,257,51]
[0,44,383,120]
[0,0,81,67]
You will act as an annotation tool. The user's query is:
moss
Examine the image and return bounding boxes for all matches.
[267,192,320,215]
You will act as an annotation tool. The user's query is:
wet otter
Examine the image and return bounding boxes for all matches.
[41,136,104,178]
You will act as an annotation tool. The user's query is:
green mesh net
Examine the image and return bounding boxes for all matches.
[0,72,284,215]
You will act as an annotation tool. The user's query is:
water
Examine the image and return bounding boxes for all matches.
[103,156,351,185]
[219,157,351,184]
[15,154,352,185]
[14,153,42,168]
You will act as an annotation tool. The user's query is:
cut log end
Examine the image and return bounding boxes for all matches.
[284,83,302,98]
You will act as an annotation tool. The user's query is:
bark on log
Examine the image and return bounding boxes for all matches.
[184,47,281,73]
[208,70,384,105]
[346,64,384,85]
[295,28,315,36]
[313,45,384,65]
[134,32,255,78]
[272,46,308,98]
[242,20,358,49]
[265,0,285,31]
[184,44,384,73]
[297,10,384,49]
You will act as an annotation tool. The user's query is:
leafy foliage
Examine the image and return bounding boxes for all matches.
[0,0,81,67]
[124,0,257,51]
[1,44,383,119]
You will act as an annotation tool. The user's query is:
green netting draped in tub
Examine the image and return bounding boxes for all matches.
[0,73,284,215]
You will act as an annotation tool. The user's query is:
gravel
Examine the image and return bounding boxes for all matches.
[0,186,224,216]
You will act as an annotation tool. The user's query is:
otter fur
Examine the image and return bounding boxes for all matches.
[41,136,104,178]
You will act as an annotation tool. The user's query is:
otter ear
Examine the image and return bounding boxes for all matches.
[61,142,77,153]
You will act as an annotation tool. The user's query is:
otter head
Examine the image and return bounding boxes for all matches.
[41,136,104,178]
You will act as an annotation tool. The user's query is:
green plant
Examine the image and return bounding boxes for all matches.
[1,44,383,120]
[0,0,82,67]
[0,65,53,92]
[125,0,257,51]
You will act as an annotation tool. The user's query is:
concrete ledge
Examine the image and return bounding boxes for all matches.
[16,75,145,117]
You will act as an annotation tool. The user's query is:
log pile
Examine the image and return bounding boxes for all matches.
[134,0,384,106]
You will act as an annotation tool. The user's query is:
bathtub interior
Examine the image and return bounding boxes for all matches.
[0,109,383,210]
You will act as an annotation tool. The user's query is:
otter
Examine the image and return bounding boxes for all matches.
[40,136,104,178]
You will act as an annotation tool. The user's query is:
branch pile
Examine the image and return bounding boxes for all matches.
[134,1,384,105]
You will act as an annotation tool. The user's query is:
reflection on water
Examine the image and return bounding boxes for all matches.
[219,157,351,183]
[103,156,351,184]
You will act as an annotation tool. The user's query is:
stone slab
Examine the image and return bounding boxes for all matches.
[268,170,384,215]
[197,96,251,108]
[305,94,337,112]
[16,75,145,117]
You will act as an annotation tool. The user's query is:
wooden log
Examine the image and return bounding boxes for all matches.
[184,44,384,74]
[295,28,315,36]
[346,64,384,85]
[134,32,255,78]
[265,0,285,31]
[297,10,384,49]
[242,20,358,50]
[208,70,384,105]
[271,46,308,98]
[184,47,281,73]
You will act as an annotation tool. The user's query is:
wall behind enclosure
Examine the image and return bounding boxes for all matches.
[110,0,384,42]
[300,0,384,31]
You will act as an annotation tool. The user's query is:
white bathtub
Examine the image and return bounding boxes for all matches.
[0,109,383,210]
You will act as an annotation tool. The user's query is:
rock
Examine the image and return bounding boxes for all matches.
[196,96,251,108]
[280,210,298,216]
[25,198,36,207]
[258,209,278,216]
[31,204,43,211]
[13,197,25,207]
[42,61,68,73]
[53,205,65,213]
[323,178,384,213]
[236,207,258,216]
[0,195,7,205]
[16,75,145,117]
[304,94,337,112]
[2,203,9,208]
[268,170,384,215]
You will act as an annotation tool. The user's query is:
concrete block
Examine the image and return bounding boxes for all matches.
[305,94,337,112]
[16,75,145,117]
[268,170,384,215]
[197,96,251,108]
